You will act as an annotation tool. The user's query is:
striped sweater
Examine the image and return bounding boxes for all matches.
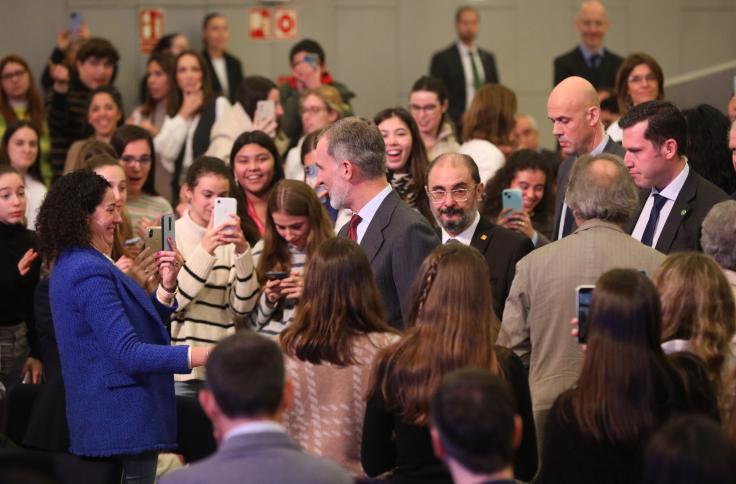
[248,240,306,336]
[172,210,259,381]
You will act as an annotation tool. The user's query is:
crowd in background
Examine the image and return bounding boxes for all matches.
[2,1,736,483]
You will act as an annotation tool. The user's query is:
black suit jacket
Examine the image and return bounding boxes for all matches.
[470,217,534,319]
[202,50,244,103]
[338,190,440,330]
[626,169,729,254]
[552,138,625,240]
[430,44,499,127]
[553,46,623,89]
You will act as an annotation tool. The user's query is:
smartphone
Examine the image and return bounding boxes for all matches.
[146,226,163,251]
[576,285,595,344]
[502,188,523,212]
[256,100,276,124]
[265,271,289,280]
[161,214,176,251]
[214,197,237,229]
[70,12,83,37]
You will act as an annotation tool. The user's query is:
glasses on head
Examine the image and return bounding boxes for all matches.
[426,187,473,204]
[627,73,657,84]
[300,106,327,116]
[410,104,439,115]
[120,155,152,165]
[1,69,27,82]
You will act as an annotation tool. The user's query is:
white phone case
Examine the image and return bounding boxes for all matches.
[214,197,237,228]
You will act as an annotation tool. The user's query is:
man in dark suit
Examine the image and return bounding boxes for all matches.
[548,76,625,240]
[426,153,533,319]
[621,100,730,253]
[202,12,243,102]
[553,0,622,90]
[161,333,352,484]
[315,117,439,330]
[430,6,499,128]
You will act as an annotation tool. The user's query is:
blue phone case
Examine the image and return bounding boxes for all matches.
[502,189,523,212]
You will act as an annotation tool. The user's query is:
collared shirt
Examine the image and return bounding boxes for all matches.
[224,420,286,443]
[440,211,481,246]
[632,163,690,248]
[355,184,393,243]
[457,42,485,109]
[578,44,605,68]
[211,56,230,99]
[558,135,612,240]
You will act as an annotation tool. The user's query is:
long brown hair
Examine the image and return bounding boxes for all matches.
[140,52,174,118]
[256,180,333,283]
[462,84,517,147]
[280,238,396,366]
[367,244,499,425]
[654,252,736,410]
[614,53,665,114]
[0,55,45,134]
[571,269,674,445]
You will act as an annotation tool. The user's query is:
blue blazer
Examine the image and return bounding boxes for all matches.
[50,247,190,457]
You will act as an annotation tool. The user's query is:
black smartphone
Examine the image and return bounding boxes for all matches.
[161,214,175,251]
[576,285,594,344]
[264,271,289,280]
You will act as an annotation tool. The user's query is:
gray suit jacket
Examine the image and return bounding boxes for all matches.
[498,220,665,417]
[552,138,625,240]
[160,431,352,484]
[339,190,440,330]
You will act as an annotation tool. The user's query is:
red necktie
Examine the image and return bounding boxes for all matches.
[347,214,362,242]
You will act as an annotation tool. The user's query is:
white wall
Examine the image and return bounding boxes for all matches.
[2,0,735,148]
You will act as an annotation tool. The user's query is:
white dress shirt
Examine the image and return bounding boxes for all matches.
[631,164,690,248]
[440,211,481,246]
[354,184,393,243]
[457,42,485,109]
[224,420,286,443]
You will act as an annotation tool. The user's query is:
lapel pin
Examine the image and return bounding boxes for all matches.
[481,234,488,241]
[680,209,687,217]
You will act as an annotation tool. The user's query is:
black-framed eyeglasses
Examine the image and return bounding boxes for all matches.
[120,155,152,165]
[1,69,27,82]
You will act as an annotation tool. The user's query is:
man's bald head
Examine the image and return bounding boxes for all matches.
[547,76,604,157]
[576,0,609,51]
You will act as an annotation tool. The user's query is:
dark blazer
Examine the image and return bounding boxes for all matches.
[160,431,352,484]
[339,190,440,330]
[50,247,190,457]
[202,50,243,103]
[626,169,730,254]
[430,44,499,127]
[553,46,623,89]
[470,217,534,319]
[552,138,625,240]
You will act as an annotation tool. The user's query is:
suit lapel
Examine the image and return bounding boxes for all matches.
[360,191,398,263]
[470,216,494,253]
[655,171,697,253]
[116,265,167,335]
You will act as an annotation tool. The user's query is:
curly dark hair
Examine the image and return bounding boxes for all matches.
[36,170,110,264]
[481,149,555,220]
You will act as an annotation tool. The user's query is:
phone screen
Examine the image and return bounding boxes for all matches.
[576,286,594,343]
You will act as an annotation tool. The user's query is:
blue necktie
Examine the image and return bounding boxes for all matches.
[640,194,667,247]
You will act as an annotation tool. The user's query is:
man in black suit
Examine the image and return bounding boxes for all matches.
[553,0,622,91]
[202,13,243,102]
[315,117,439,330]
[430,6,499,128]
[621,101,730,253]
[426,153,533,319]
[548,76,625,240]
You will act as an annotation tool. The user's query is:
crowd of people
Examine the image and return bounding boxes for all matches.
[2,1,736,483]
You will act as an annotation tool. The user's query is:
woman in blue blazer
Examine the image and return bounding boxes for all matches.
[35,170,210,484]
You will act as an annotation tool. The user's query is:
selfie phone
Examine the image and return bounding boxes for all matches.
[265,271,289,280]
[502,188,523,212]
[161,214,176,251]
[70,12,83,37]
[213,197,237,229]
[146,227,163,251]
[576,285,595,344]
[256,100,276,124]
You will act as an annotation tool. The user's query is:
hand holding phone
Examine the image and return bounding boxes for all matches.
[256,100,276,125]
[502,188,523,213]
[213,198,237,229]
[161,214,176,251]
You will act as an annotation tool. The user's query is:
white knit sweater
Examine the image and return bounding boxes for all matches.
[172,210,259,381]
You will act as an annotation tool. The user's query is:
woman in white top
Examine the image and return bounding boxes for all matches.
[0,121,46,229]
[459,83,516,183]
[154,50,230,203]
[172,156,258,396]
[249,179,333,336]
